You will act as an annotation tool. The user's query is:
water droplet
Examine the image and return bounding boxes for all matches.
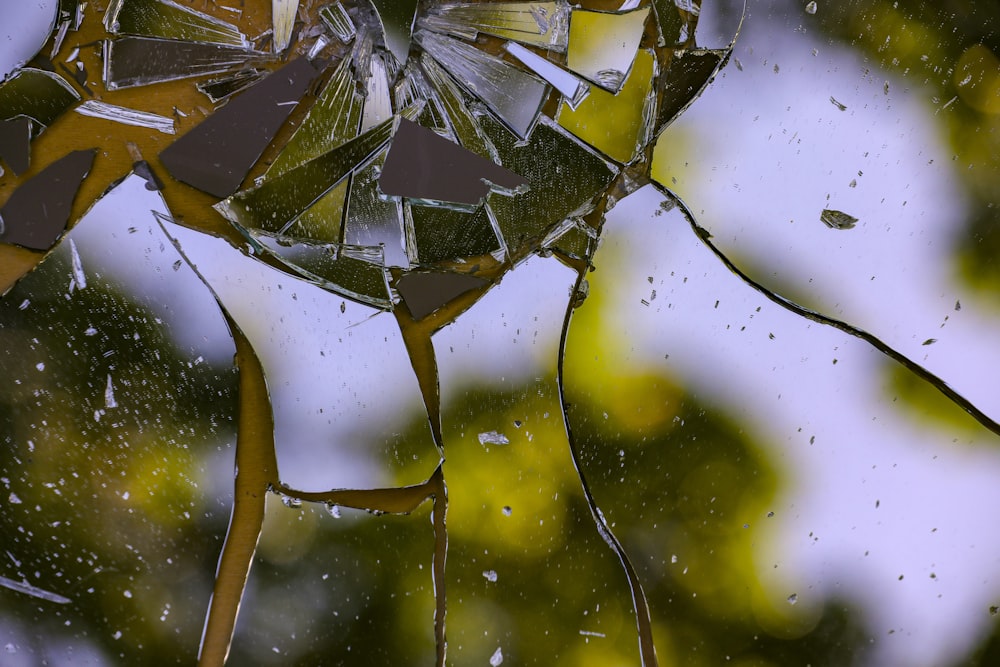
[483,570,498,583]
[490,647,504,666]
[787,593,798,605]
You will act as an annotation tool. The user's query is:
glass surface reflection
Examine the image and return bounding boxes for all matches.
[2,1,1000,666]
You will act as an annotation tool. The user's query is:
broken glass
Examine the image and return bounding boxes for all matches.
[74,100,175,134]
[103,36,261,90]
[319,2,357,44]
[0,1,57,81]
[271,0,300,53]
[419,1,570,51]
[103,0,250,48]
[565,6,650,92]
[195,68,268,103]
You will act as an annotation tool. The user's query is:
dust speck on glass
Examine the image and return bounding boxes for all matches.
[2,1,1000,666]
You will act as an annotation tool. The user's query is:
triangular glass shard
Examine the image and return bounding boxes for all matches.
[196,68,267,103]
[320,2,356,44]
[416,30,548,140]
[0,68,79,129]
[420,1,570,52]
[0,149,95,250]
[342,147,408,268]
[103,36,261,90]
[283,179,350,243]
[103,0,250,48]
[50,0,84,58]
[558,48,656,164]
[159,57,319,198]
[272,0,300,53]
[264,56,363,179]
[214,115,395,235]
[655,47,726,134]
[541,216,596,261]
[0,117,31,175]
[396,270,489,320]
[480,114,618,256]
[407,202,502,266]
[369,0,419,64]
[566,7,649,92]
[418,54,500,163]
[380,118,527,208]
[394,63,451,134]
[248,232,393,308]
[361,53,393,133]
[505,41,589,109]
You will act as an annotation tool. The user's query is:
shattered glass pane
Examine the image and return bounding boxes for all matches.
[566,6,649,92]
[104,0,250,48]
[103,36,260,90]
[420,1,569,51]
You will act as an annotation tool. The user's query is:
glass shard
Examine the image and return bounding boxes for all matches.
[272,0,300,53]
[103,36,260,90]
[342,148,408,268]
[103,0,250,48]
[196,68,267,103]
[416,30,549,140]
[74,100,176,134]
[566,7,649,92]
[379,118,528,207]
[420,1,570,52]
[480,115,618,256]
[160,57,320,198]
[821,208,858,230]
[361,53,393,133]
[0,68,79,130]
[215,114,395,236]
[504,41,589,109]
[542,216,596,261]
[0,0,57,81]
[320,2,356,44]
[558,47,656,164]
[0,116,32,175]
[418,54,500,163]
[396,270,489,320]
[159,217,436,490]
[655,47,724,134]
[264,56,362,179]
[369,0,420,64]
[407,202,502,265]
[0,149,95,250]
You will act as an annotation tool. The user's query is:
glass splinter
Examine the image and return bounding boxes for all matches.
[103,36,260,90]
[655,48,725,133]
[159,57,320,198]
[420,1,570,52]
[416,30,549,140]
[215,114,397,235]
[362,53,393,133]
[0,68,79,131]
[369,0,420,65]
[74,100,175,134]
[103,0,250,48]
[320,2,356,44]
[566,7,650,92]
[505,41,589,110]
[395,270,489,320]
[272,0,300,53]
[407,202,501,265]
[0,149,95,250]
[0,117,32,175]
[418,54,499,163]
[558,48,656,164]
[195,68,267,104]
[342,147,409,268]
[379,118,528,207]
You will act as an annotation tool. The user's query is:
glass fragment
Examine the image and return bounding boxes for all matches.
[379,118,527,207]
[566,6,649,92]
[481,115,618,257]
[416,30,548,140]
[0,149,95,250]
[103,36,261,90]
[504,41,589,109]
[160,57,320,198]
[74,100,176,134]
[0,117,32,176]
[369,0,420,64]
[654,47,725,134]
[319,2,356,44]
[407,202,502,265]
[420,1,570,52]
[342,148,408,268]
[196,68,267,103]
[361,52,393,133]
[418,53,500,163]
[395,270,488,320]
[0,1,57,81]
[820,208,859,230]
[558,47,656,164]
[103,0,250,48]
[0,68,79,130]
[50,0,84,58]
[272,0,300,53]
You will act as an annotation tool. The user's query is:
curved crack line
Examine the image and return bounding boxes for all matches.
[557,268,660,667]
[649,180,1000,440]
